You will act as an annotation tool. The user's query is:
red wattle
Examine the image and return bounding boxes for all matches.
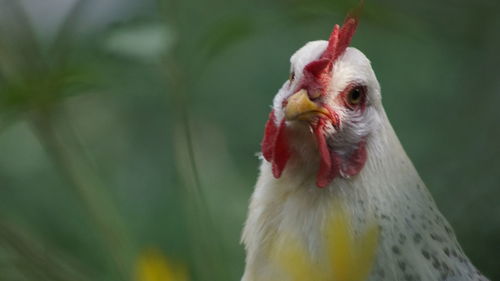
[271,119,291,178]
[314,121,338,188]
[261,111,291,179]
[261,111,278,162]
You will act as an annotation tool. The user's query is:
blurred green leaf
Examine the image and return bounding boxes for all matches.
[104,23,175,63]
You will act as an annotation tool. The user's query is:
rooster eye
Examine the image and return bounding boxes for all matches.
[346,86,365,107]
[289,72,295,82]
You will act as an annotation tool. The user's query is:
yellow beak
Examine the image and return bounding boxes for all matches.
[284,89,329,121]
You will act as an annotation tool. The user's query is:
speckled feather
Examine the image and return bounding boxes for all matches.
[241,40,489,281]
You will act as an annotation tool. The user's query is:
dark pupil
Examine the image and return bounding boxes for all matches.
[350,88,360,101]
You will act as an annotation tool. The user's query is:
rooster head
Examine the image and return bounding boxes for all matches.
[261,14,382,188]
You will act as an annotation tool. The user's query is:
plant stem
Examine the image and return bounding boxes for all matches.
[30,109,133,281]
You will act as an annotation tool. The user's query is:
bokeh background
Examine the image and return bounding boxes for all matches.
[0,0,498,280]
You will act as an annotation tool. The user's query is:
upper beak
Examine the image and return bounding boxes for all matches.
[284,89,329,121]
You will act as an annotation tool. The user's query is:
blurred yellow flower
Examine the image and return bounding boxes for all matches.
[135,248,189,281]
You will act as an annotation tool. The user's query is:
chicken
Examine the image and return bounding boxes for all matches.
[241,11,489,281]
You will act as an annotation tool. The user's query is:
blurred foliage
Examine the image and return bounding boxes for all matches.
[0,0,498,280]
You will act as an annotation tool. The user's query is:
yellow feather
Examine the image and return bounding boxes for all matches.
[353,223,379,281]
[327,206,355,281]
[270,234,323,281]
[269,203,379,281]
[326,204,379,281]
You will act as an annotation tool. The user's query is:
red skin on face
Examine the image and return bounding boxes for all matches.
[340,140,367,178]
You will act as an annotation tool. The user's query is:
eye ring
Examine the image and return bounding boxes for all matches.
[345,85,366,108]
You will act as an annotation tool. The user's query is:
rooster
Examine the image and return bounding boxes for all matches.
[241,10,489,281]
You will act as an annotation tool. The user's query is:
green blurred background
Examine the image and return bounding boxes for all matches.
[0,0,498,280]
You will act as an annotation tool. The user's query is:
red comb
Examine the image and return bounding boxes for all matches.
[321,1,362,63]
[303,3,362,80]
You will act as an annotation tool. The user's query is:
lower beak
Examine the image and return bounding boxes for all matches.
[284,89,329,121]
